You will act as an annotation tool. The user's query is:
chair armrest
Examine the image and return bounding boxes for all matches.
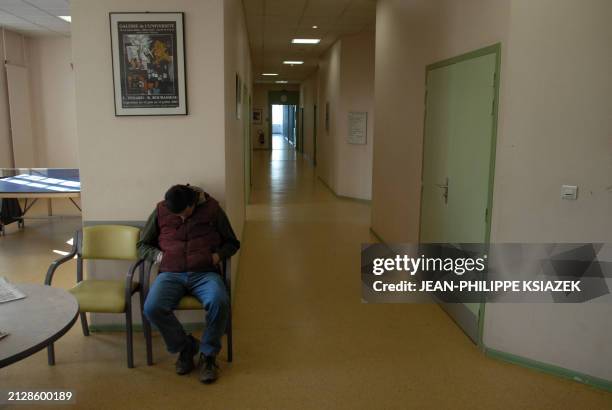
[141,260,160,299]
[45,233,79,286]
[222,258,232,299]
[125,258,146,298]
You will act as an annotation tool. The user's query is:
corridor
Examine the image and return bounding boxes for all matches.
[230,150,612,408]
[0,0,609,407]
[1,150,610,409]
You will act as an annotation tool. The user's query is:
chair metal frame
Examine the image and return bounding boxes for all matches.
[45,229,145,368]
[141,258,233,365]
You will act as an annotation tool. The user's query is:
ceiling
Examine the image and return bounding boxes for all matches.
[0,0,70,36]
[244,0,376,84]
[0,0,376,83]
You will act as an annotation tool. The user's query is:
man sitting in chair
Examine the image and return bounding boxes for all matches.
[138,184,240,384]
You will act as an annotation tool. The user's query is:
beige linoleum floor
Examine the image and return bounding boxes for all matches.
[1,148,611,410]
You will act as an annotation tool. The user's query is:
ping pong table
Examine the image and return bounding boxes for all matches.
[0,168,81,235]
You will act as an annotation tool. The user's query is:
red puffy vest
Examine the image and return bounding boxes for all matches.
[157,194,222,273]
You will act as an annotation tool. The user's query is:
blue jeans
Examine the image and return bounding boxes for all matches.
[143,271,229,357]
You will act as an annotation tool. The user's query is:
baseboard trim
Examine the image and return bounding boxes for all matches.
[486,348,612,393]
[368,227,386,244]
[316,176,371,204]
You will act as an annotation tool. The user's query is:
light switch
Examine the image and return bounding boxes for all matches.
[561,185,578,200]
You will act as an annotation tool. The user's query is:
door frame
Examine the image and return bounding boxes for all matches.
[268,91,300,150]
[418,43,502,347]
[299,107,305,153]
[313,104,317,165]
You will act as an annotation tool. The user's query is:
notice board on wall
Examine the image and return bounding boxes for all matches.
[348,111,367,144]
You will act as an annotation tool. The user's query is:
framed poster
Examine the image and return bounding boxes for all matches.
[348,111,367,144]
[252,108,262,124]
[109,12,187,116]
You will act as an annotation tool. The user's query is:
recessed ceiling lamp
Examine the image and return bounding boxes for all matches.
[291,39,320,44]
[283,61,304,65]
[58,16,71,22]
[312,25,318,29]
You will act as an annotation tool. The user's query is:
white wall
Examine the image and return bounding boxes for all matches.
[317,40,341,193]
[372,0,612,382]
[483,0,612,382]
[0,30,77,169]
[29,36,78,168]
[71,0,226,222]
[317,31,375,200]
[0,29,13,168]
[0,28,29,168]
[224,0,252,276]
[372,0,510,243]
[299,71,318,162]
[337,31,375,200]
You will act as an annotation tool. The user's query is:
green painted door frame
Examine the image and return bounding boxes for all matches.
[419,43,502,348]
[299,107,305,153]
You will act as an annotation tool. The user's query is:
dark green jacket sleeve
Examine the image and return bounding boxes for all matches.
[137,209,162,262]
[215,208,240,260]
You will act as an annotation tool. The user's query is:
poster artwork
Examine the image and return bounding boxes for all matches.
[118,21,179,109]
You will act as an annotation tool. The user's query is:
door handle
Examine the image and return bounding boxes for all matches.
[435,178,449,204]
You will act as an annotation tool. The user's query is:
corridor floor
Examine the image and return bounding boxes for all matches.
[0,150,610,409]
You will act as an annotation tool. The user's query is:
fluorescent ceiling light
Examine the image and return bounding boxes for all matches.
[262,73,278,76]
[312,25,318,29]
[283,61,304,65]
[276,80,288,84]
[292,39,320,44]
[58,16,71,23]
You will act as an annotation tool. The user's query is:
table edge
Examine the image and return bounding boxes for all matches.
[0,298,79,368]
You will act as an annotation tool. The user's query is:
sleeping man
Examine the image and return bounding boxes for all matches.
[138,184,239,384]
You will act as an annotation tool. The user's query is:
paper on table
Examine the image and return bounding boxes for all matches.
[0,277,26,303]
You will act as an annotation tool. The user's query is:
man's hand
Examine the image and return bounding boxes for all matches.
[212,253,221,265]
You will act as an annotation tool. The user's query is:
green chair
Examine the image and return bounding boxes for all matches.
[141,258,233,365]
[45,225,145,368]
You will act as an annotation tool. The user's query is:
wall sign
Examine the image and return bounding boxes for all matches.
[348,111,367,144]
[252,108,262,124]
[110,12,187,116]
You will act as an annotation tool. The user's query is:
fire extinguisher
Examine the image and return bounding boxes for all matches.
[257,129,265,146]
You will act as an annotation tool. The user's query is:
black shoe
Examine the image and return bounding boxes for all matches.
[175,335,199,375]
[199,353,219,384]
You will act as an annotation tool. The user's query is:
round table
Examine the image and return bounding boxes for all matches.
[0,284,78,368]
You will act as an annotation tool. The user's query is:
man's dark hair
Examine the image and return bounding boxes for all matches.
[165,185,198,214]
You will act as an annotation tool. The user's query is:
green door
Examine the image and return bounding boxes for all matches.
[420,46,500,343]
